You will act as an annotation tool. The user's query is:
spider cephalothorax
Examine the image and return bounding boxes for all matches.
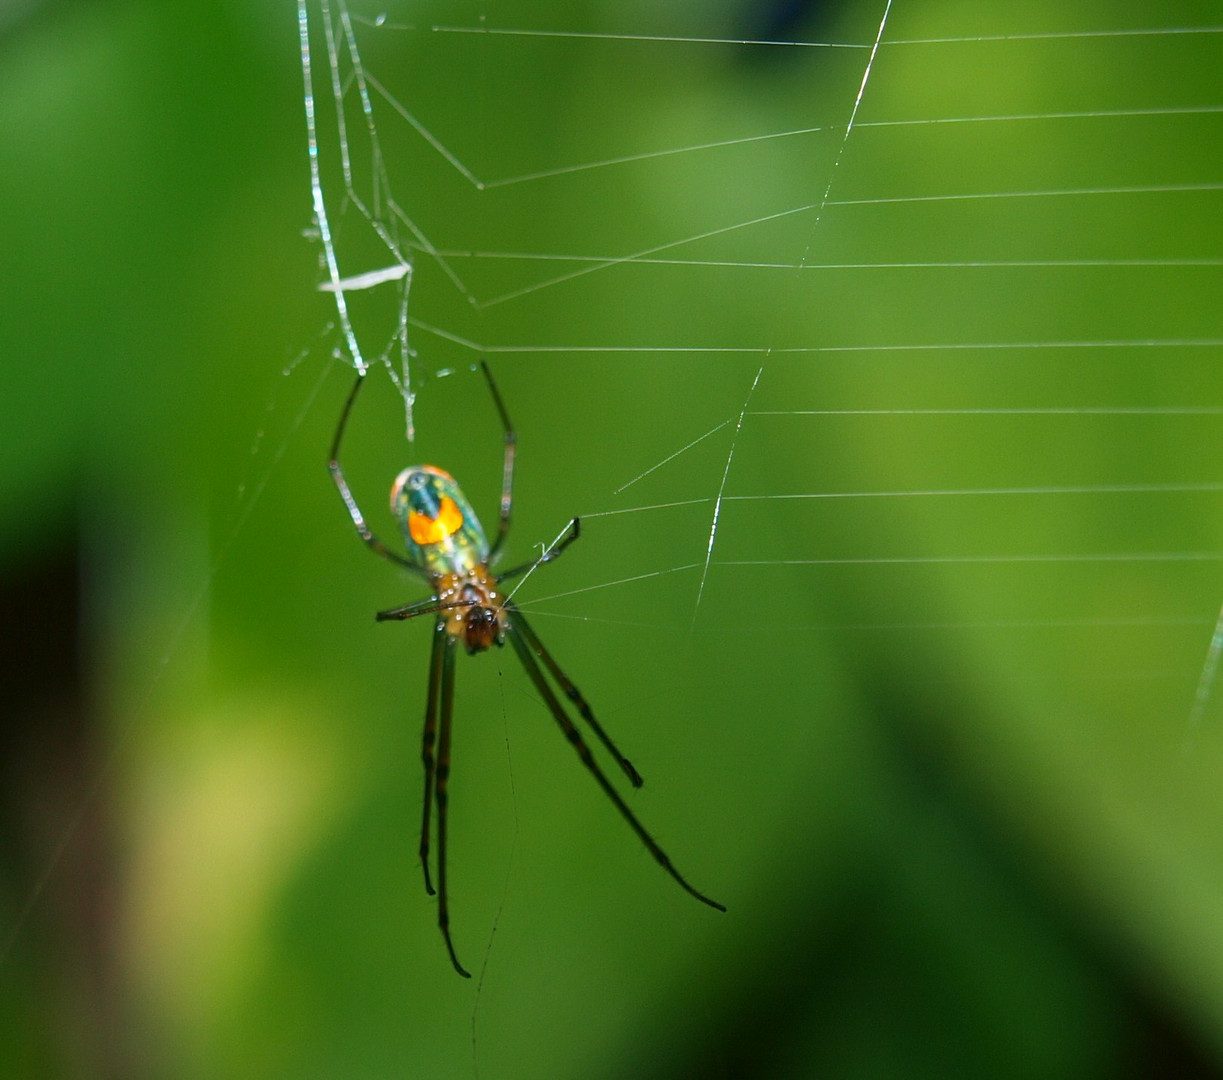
[327,362,724,978]
[435,567,506,654]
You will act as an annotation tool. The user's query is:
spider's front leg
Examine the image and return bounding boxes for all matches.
[416,620,471,976]
[433,630,469,977]
[417,621,445,897]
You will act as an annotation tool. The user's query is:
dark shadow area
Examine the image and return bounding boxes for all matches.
[0,536,133,1078]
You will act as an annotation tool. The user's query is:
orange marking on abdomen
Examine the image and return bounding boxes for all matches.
[409,496,464,545]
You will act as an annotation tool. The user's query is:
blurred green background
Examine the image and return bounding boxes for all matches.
[3,0,1223,1076]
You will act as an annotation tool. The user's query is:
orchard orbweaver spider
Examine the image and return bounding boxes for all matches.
[327,363,724,976]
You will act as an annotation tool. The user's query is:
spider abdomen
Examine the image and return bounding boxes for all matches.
[390,464,489,576]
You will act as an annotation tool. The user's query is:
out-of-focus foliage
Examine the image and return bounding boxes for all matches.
[1,0,1222,1077]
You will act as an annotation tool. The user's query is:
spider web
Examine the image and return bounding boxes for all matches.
[299,0,1223,682]
[6,1,1219,1076]
[288,6,1223,1068]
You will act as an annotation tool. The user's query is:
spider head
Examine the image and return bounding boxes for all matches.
[462,605,502,654]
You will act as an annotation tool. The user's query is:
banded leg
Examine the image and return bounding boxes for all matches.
[417,620,446,896]
[435,633,471,977]
[377,596,475,623]
[506,625,725,912]
[496,518,581,583]
[508,603,642,787]
[328,371,422,574]
[480,362,516,561]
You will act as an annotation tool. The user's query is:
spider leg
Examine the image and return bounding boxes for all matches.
[506,624,725,913]
[435,632,471,977]
[377,597,475,622]
[328,370,425,575]
[507,602,643,787]
[480,362,516,562]
[495,518,581,583]
[417,621,445,897]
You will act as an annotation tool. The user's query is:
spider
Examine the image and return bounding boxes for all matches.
[328,362,725,977]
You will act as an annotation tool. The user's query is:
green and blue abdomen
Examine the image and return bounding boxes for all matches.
[390,465,489,576]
